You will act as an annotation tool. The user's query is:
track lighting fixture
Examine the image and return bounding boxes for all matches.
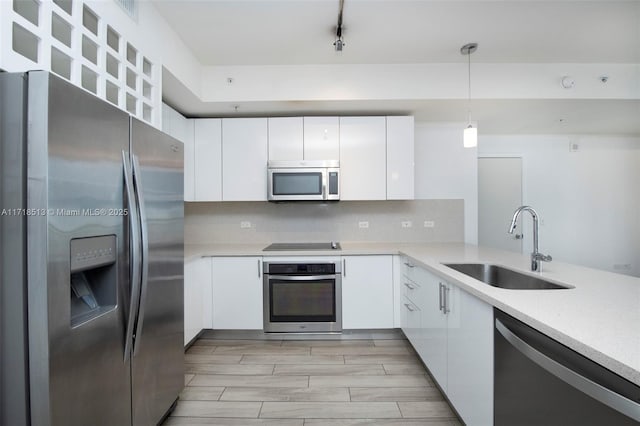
[334,0,345,52]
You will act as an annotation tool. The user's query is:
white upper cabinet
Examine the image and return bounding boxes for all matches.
[386,116,415,200]
[194,119,222,201]
[339,116,387,200]
[222,118,268,201]
[268,117,339,162]
[303,117,340,160]
[268,117,303,161]
[162,103,195,201]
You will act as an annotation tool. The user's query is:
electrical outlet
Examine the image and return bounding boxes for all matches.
[240,221,252,229]
[358,221,369,229]
[424,221,435,228]
[401,221,412,228]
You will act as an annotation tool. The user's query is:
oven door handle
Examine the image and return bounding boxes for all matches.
[267,275,338,281]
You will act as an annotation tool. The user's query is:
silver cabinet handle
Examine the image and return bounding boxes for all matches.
[404,303,415,312]
[495,319,640,422]
[438,283,444,312]
[443,285,450,314]
[343,258,346,277]
[122,151,140,362]
[258,259,261,278]
[132,154,149,356]
[404,262,415,268]
[404,282,416,290]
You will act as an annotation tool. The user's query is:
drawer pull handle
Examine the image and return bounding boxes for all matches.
[404,303,415,312]
[404,282,416,290]
[404,262,415,268]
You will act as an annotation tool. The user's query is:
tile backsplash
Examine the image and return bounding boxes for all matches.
[185,200,464,244]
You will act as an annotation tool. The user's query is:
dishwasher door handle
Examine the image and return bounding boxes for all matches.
[495,319,640,422]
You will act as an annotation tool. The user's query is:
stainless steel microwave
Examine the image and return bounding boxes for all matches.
[267,160,340,201]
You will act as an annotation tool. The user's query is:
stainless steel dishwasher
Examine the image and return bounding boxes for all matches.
[494,309,640,425]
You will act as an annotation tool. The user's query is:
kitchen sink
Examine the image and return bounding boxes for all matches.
[443,263,572,290]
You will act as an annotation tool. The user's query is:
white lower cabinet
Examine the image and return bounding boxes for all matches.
[400,260,493,426]
[447,284,494,426]
[418,269,448,390]
[341,255,394,329]
[184,257,213,345]
[211,256,263,329]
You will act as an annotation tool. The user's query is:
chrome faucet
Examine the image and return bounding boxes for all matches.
[508,206,552,272]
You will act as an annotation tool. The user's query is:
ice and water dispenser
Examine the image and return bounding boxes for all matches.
[69,235,117,327]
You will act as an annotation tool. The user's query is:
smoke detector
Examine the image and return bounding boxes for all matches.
[561,76,575,89]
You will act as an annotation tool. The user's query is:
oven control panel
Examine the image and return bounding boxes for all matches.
[265,263,337,275]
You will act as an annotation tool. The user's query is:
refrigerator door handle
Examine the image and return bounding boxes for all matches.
[132,154,150,356]
[122,151,142,362]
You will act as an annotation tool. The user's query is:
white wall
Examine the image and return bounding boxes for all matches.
[200,63,639,103]
[86,1,201,97]
[415,123,478,244]
[479,135,640,277]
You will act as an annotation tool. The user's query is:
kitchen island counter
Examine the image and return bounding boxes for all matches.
[186,242,640,386]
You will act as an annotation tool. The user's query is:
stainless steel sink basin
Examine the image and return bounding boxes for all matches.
[443,263,572,290]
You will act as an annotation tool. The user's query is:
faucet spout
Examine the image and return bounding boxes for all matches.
[507,206,551,272]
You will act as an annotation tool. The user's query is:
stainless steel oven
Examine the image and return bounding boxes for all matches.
[263,260,342,333]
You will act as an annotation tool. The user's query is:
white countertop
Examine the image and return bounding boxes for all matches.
[185,241,640,386]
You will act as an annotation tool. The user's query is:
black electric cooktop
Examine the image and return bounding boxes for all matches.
[262,242,341,251]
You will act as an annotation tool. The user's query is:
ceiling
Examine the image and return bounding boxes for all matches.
[153,0,640,66]
[154,0,640,135]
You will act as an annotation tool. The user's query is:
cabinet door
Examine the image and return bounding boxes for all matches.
[339,117,386,200]
[183,119,195,202]
[417,269,448,392]
[211,257,263,329]
[162,103,195,201]
[222,118,268,201]
[401,296,421,347]
[268,117,303,161]
[184,257,213,345]
[303,117,339,160]
[341,255,394,329]
[386,116,414,200]
[447,285,493,426]
[194,119,222,201]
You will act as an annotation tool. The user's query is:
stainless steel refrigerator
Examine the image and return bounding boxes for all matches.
[0,71,184,425]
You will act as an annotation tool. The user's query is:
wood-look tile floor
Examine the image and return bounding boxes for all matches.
[162,335,462,426]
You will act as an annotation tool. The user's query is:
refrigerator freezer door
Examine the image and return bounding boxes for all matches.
[0,73,30,426]
[25,72,133,426]
[130,118,184,425]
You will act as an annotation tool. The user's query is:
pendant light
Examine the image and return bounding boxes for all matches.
[461,43,478,148]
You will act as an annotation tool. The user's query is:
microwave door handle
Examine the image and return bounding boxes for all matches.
[322,169,327,200]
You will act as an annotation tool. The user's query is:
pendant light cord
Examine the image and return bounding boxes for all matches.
[467,48,471,125]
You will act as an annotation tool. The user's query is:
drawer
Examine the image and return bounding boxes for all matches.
[401,257,418,281]
[401,276,423,305]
